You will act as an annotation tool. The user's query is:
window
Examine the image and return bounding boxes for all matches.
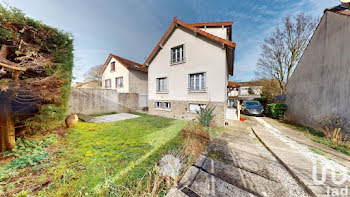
[111,62,116,71]
[188,73,206,91]
[155,102,171,110]
[116,77,123,88]
[189,103,206,113]
[156,77,168,92]
[105,79,111,88]
[171,45,184,63]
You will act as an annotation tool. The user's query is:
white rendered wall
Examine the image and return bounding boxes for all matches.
[148,27,228,103]
[101,57,129,92]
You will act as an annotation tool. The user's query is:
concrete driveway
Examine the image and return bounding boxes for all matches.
[168,119,310,197]
[251,117,350,197]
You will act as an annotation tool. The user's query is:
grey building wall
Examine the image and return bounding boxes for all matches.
[129,70,148,94]
[286,11,350,134]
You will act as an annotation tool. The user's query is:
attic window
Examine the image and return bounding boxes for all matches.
[171,45,185,64]
[111,62,116,71]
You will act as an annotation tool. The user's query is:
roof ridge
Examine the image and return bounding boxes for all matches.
[175,18,236,47]
[188,21,233,27]
[144,17,236,65]
[99,53,148,75]
[111,53,143,67]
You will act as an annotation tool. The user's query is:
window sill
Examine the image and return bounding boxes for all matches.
[188,90,207,93]
[170,60,186,65]
[155,108,171,111]
[156,91,169,94]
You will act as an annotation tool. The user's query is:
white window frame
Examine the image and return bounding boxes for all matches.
[155,102,171,110]
[171,45,185,64]
[116,77,123,88]
[105,79,111,88]
[188,72,206,92]
[156,77,168,93]
[189,103,207,113]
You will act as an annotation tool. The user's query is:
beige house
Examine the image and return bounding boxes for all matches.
[286,4,350,133]
[145,18,236,125]
[99,54,148,94]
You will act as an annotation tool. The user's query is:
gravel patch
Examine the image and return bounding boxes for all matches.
[254,117,350,182]
[248,129,311,197]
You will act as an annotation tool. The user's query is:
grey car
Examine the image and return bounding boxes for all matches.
[241,101,264,116]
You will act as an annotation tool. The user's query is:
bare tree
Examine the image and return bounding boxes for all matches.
[256,13,318,93]
[84,64,103,86]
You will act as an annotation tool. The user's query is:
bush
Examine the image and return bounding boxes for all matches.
[254,97,268,104]
[267,103,287,119]
[254,97,269,114]
[196,105,216,127]
[181,123,210,158]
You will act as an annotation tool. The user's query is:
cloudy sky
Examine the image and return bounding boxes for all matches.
[3,0,339,82]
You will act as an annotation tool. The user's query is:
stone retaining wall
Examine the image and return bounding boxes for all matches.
[148,100,225,126]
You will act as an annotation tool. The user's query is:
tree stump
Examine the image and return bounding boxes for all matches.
[0,93,15,151]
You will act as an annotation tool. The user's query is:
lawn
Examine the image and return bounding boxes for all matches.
[1,113,187,196]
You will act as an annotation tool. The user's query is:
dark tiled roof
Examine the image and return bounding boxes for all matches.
[325,5,350,16]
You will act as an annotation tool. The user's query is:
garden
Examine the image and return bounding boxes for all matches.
[1,113,186,196]
[0,108,219,196]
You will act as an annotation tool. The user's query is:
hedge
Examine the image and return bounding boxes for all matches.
[0,5,74,132]
[267,103,287,119]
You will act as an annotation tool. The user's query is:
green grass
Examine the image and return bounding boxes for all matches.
[282,121,350,156]
[309,147,326,156]
[38,113,187,196]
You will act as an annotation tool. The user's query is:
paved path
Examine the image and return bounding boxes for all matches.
[168,120,310,197]
[88,113,140,123]
[251,117,350,197]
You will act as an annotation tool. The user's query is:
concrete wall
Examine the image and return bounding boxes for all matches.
[148,26,228,125]
[68,88,120,114]
[286,11,350,133]
[139,94,148,109]
[129,69,148,94]
[101,57,130,92]
[68,88,147,114]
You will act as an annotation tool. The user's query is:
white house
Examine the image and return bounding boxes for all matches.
[99,54,148,94]
[228,81,262,100]
[144,18,236,125]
